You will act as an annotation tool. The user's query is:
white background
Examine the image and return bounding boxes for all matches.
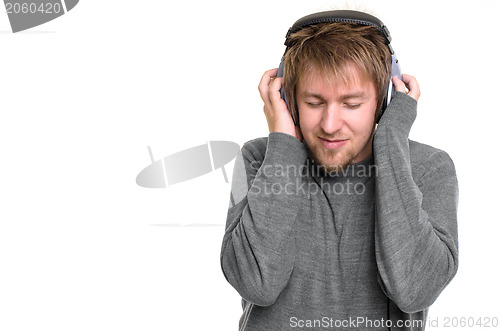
[0,0,499,330]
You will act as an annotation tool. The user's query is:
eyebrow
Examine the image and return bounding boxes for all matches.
[301,91,369,101]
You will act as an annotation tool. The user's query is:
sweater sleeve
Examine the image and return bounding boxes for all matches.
[373,92,459,313]
[220,132,309,307]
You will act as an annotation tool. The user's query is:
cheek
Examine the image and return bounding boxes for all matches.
[298,109,318,135]
[346,108,376,135]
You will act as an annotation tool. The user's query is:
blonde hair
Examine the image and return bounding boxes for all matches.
[283,22,392,125]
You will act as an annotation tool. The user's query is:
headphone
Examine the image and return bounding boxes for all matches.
[277,10,401,124]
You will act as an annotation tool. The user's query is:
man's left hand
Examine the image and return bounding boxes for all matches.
[392,74,420,101]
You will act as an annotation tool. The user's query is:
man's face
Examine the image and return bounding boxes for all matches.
[296,65,378,174]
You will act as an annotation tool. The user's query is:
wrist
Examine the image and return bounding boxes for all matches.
[266,132,308,167]
[269,125,299,140]
[377,91,417,136]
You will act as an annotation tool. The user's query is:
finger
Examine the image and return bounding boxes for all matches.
[267,67,279,77]
[401,74,420,101]
[268,77,284,106]
[258,68,279,104]
[258,68,279,87]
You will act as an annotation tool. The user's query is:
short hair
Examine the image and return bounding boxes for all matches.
[283,22,392,125]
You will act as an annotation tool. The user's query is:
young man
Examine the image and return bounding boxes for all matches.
[220,10,458,331]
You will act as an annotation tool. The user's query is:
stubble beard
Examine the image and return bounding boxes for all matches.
[303,126,376,176]
[304,139,357,175]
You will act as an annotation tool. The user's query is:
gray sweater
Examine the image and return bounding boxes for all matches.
[220,92,459,330]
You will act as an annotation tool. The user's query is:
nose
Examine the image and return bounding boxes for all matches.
[320,104,343,134]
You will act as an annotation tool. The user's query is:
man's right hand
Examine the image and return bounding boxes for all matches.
[258,69,303,142]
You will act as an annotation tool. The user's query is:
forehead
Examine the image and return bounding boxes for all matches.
[297,63,375,96]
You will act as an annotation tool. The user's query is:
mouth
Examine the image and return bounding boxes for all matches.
[319,137,348,149]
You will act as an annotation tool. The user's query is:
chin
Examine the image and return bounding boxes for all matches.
[305,140,357,175]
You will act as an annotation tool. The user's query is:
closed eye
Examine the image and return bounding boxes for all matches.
[345,104,361,110]
[306,102,323,108]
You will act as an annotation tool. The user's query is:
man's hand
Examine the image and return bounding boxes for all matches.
[258,68,303,142]
[392,74,420,101]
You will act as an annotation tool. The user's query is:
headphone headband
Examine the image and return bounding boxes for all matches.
[284,10,393,54]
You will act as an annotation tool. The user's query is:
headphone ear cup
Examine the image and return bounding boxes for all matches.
[277,56,301,127]
[277,56,285,78]
[277,56,288,104]
[377,54,401,123]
